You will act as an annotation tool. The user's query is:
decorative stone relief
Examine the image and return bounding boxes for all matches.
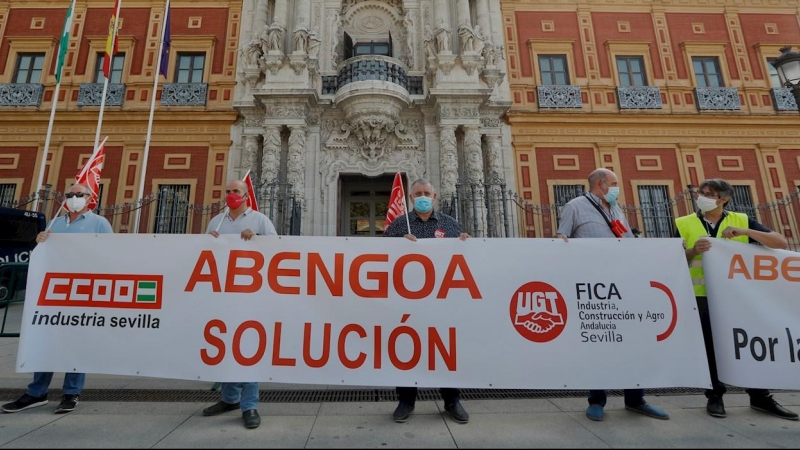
[262,126,281,185]
[342,0,403,15]
[480,117,500,128]
[242,135,259,175]
[464,127,484,184]
[265,105,307,119]
[287,126,307,199]
[439,126,458,200]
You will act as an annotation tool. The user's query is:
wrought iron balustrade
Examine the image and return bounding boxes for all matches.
[617,86,663,109]
[695,87,741,111]
[160,83,208,106]
[771,87,798,111]
[76,83,126,107]
[0,84,44,106]
[536,85,582,108]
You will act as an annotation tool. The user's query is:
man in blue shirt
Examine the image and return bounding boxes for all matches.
[2,183,113,415]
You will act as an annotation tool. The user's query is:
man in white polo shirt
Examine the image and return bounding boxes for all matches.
[201,179,277,429]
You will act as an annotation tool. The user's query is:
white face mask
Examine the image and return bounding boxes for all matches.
[696,195,719,213]
[66,196,87,213]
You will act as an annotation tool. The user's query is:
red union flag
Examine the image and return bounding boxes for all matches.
[243,171,259,211]
[385,172,406,228]
[75,137,108,210]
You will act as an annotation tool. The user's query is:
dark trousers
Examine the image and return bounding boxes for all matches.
[397,387,460,406]
[696,296,769,400]
[588,389,645,407]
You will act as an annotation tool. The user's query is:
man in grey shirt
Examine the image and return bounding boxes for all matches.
[556,168,669,423]
[201,179,276,429]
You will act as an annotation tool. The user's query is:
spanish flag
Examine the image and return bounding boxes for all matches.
[103,0,122,79]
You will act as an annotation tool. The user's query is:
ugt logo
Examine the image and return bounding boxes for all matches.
[510,281,567,343]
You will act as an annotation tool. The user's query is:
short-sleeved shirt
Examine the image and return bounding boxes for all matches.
[206,208,278,236]
[384,210,461,239]
[672,211,770,245]
[48,210,113,234]
[556,192,633,239]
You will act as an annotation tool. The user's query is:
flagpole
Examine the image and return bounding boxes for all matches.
[33,0,77,213]
[401,173,411,235]
[94,0,122,151]
[133,0,170,234]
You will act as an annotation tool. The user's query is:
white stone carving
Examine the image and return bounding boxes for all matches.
[262,126,281,185]
[439,126,458,200]
[287,126,307,199]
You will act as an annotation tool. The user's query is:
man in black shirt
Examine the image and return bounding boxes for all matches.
[384,178,469,424]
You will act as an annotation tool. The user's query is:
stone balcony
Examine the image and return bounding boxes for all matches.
[0,83,44,107]
[76,83,126,107]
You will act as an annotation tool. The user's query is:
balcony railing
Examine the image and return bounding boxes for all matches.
[0,83,44,106]
[322,56,423,96]
[617,86,663,109]
[77,83,126,107]
[771,87,798,112]
[695,87,741,111]
[537,85,582,108]
[160,83,208,106]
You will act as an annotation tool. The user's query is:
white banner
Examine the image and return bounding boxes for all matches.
[18,235,711,389]
[704,238,800,389]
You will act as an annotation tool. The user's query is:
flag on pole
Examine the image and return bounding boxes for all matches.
[385,172,407,228]
[55,0,76,83]
[159,3,171,78]
[243,171,259,211]
[75,137,108,210]
[103,0,122,79]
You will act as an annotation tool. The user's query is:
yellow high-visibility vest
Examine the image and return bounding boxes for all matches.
[675,212,749,296]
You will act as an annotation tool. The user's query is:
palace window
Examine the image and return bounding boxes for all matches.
[616,56,647,86]
[0,183,16,207]
[153,184,190,234]
[14,53,45,83]
[538,55,569,85]
[730,185,756,220]
[553,184,584,226]
[95,53,125,83]
[637,185,674,238]
[175,53,205,83]
[692,57,723,87]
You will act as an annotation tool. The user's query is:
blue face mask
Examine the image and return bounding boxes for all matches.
[413,196,433,213]
[603,184,620,205]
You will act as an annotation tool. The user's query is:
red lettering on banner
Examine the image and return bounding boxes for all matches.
[436,255,482,299]
[201,319,226,365]
[308,253,344,296]
[350,254,389,298]
[185,251,222,292]
[268,252,301,294]
[233,320,267,366]
[303,322,331,368]
[338,324,367,369]
[40,273,163,309]
[394,254,435,299]
[272,322,297,366]
[728,254,800,282]
[226,250,264,293]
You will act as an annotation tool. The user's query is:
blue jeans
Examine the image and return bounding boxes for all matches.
[27,372,85,397]
[588,389,645,407]
[221,382,259,411]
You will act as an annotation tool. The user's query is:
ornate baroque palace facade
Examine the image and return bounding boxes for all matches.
[229,0,514,236]
[0,0,240,233]
[503,0,800,240]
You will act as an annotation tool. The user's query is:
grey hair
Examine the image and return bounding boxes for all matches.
[699,179,734,200]
[70,183,92,194]
[588,168,613,187]
[410,178,434,191]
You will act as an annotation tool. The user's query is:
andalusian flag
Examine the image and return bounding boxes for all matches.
[103,0,122,79]
[55,0,77,83]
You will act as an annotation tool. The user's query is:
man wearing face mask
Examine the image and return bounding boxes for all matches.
[2,183,112,415]
[555,168,670,422]
[383,178,470,424]
[675,179,797,421]
[201,179,277,429]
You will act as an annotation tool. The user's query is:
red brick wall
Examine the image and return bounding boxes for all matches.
[170,8,231,74]
[617,148,682,199]
[590,12,662,80]
[700,149,765,202]
[738,13,800,81]
[515,11,585,79]
[0,8,66,76]
[534,147,595,203]
[78,8,151,76]
[666,13,738,81]
[143,146,210,205]
[0,146,39,194]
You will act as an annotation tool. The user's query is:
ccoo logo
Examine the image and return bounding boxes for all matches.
[510,281,568,342]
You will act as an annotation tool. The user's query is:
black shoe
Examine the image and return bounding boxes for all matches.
[444,401,469,424]
[706,396,726,418]
[54,394,79,414]
[1,393,48,413]
[750,395,799,421]
[393,402,415,423]
[202,400,240,416]
[243,409,261,429]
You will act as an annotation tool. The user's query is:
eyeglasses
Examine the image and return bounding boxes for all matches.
[65,192,87,198]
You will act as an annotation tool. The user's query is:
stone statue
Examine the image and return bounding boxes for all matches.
[293,22,310,53]
[423,25,437,59]
[482,42,503,67]
[307,30,322,59]
[261,21,285,53]
[242,38,263,68]
[434,19,451,54]
[458,23,483,53]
